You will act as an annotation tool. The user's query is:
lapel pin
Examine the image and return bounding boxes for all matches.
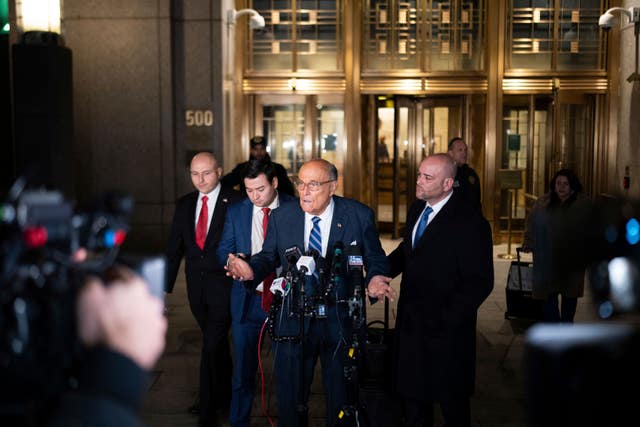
[337,223,342,228]
[223,198,228,203]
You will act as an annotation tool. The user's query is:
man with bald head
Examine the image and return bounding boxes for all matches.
[166,151,242,426]
[369,153,494,427]
[225,158,389,427]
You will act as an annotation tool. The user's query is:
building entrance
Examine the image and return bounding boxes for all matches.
[374,95,466,238]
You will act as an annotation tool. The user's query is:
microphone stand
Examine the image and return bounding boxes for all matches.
[296,266,308,427]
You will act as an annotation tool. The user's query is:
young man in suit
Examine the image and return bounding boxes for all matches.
[165,152,242,426]
[224,159,389,427]
[369,153,494,427]
[216,159,295,427]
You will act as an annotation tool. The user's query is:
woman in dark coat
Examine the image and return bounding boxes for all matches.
[522,169,588,322]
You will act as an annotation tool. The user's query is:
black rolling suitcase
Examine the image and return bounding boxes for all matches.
[505,247,543,320]
[358,298,399,426]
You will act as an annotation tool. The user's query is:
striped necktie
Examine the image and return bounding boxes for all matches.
[309,216,322,255]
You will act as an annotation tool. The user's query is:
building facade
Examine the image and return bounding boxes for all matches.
[4,0,640,249]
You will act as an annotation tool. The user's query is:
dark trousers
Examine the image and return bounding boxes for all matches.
[543,292,578,323]
[403,397,470,427]
[230,293,267,427]
[190,299,232,425]
[273,317,350,427]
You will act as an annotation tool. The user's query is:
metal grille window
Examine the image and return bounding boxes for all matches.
[507,0,605,71]
[363,0,486,72]
[249,0,343,72]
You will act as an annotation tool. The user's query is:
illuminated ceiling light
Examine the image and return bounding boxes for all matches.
[19,0,61,34]
[294,79,311,92]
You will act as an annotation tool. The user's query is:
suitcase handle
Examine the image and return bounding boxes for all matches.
[516,247,523,290]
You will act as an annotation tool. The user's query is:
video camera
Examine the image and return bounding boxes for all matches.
[0,177,165,420]
[523,193,640,425]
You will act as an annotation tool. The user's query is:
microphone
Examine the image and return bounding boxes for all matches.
[270,276,291,296]
[284,246,302,272]
[296,255,316,276]
[347,243,364,274]
[331,241,344,286]
[346,243,364,318]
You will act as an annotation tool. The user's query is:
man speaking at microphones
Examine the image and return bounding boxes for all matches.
[224,159,389,427]
[216,159,295,427]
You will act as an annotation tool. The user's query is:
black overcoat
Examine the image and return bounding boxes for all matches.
[388,194,494,401]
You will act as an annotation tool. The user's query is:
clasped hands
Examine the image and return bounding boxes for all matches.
[225,253,254,281]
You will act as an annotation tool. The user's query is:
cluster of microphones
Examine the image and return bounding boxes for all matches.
[268,241,365,320]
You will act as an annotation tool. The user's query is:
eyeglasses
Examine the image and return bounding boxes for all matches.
[295,179,335,192]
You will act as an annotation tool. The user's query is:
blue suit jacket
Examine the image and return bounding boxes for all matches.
[249,196,389,298]
[217,193,296,321]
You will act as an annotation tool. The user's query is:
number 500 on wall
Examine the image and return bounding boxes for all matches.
[185,110,213,127]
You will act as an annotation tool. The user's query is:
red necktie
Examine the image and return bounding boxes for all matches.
[195,195,208,250]
[261,207,274,312]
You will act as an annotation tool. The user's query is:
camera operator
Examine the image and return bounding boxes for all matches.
[49,268,167,427]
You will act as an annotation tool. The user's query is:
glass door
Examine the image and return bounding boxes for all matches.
[375,95,464,238]
[255,95,345,195]
[500,93,596,242]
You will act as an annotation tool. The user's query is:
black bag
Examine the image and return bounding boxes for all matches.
[359,298,399,426]
[505,248,543,320]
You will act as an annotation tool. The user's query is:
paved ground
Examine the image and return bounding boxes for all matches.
[141,241,612,426]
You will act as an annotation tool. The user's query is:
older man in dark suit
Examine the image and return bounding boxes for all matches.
[369,153,494,427]
[224,159,389,427]
[165,151,242,427]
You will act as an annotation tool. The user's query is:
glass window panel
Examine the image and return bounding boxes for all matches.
[364,0,419,70]
[317,105,345,195]
[363,1,484,72]
[557,0,602,70]
[250,1,341,72]
[509,0,554,69]
[376,106,395,224]
[262,104,305,177]
[509,0,605,71]
[428,0,485,71]
[558,98,595,190]
[397,106,409,224]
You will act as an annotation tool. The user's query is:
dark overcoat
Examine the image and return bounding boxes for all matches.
[388,194,494,401]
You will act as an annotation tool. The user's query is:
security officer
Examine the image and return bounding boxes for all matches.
[448,137,481,210]
[221,136,295,197]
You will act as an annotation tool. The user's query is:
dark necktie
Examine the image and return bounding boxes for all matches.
[413,205,433,248]
[261,207,274,312]
[195,195,208,250]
